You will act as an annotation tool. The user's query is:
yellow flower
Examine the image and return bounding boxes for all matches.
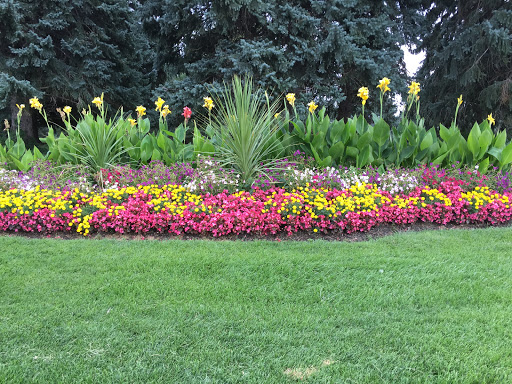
[63,106,72,114]
[136,105,146,117]
[377,77,391,93]
[357,87,369,105]
[408,81,421,96]
[274,112,280,119]
[29,97,43,111]
[286,93,296,107]
[203,97,214,111]
[92,94,103,108]
[307,101,318,113]
[457,95,463,106]
[154,97,165,112]
[161,105,171,118]
[487,113,495,126]
[16,104,25,111]
[128,118,137,126]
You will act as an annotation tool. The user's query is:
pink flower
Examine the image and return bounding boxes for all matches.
[182,107,192,120]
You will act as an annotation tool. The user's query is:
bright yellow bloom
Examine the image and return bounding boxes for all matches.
[457,95,463,106]
[154,97,165,112]
[203,97,214,111]
[377,77,391,93]
[161,105,171,118]
[128,118,137,126]
[357,87,369,105]
[286,93,296,107]
[274,112,280,119]
[408,81,421,96]
[16,104,25,111]
[487,113,495,126]
[92,94,103,108]
[136,105,146,117]
[63,106,72,114]
[29,97,43,111]
[308,101,318,113]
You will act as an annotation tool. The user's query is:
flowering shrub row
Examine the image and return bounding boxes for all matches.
[0,181,510,238]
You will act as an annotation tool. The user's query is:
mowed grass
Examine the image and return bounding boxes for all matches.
[1,229,512,383]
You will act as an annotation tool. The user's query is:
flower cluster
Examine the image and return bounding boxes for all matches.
[1,179,511,238]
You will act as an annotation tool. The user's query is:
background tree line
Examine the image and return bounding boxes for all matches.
[0,0,510,144]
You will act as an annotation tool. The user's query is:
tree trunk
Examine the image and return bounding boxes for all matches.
[10,96,35,140]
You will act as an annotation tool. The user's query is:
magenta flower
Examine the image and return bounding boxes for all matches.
[182,107,192,120]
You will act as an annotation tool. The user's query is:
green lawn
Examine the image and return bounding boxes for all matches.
[1,228,512,383]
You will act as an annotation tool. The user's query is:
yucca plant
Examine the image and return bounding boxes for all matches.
[206,76,285,187]
[56,108,134,174]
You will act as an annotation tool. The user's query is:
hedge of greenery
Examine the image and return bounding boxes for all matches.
[2,77,509,186]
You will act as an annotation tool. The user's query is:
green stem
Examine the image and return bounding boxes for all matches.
[379,93,383,119]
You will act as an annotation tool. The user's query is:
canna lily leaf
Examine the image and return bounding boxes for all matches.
[467,122,481,159]
[478,129,493,159]
[328,141,345,162]
[420,131,433,151]
[478,157,489,174]
[500,142,512,170]
[494,130,507,149]
[373,118,390,148]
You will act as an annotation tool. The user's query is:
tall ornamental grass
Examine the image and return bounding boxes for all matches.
[207,76,284,186]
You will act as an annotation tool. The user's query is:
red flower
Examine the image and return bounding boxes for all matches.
[182,106,192,119]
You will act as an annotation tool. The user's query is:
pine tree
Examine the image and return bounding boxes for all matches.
[0,0,153,140]
[416,0,511,132]
[141,0,423,123]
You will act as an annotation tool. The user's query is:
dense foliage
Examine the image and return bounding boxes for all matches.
[0,0,152,139]
[1,1,509,137]
[141,0,422,122]
[416,0,511,132]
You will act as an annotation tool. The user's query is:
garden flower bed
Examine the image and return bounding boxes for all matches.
[2,157,512,239]
[1,180,511,238]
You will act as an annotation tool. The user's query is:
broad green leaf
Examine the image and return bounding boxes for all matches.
[157,132,167,150]
[0,145,7,162]
[494,130,507,149]
[487,147,502,160]
[32,146,45,160]
[330,120,344,143]
[478,129,493,158]
[399,145,416,163]
[346,146,359,158]
[466,122,481,159]
[21,150,33,170]
[356,131,372,150]
[420,131,433,151]
[9,156,26,171]
[140,135,153,162]
[373,119,390,148]
[175,125,186,143]
[328,141,345,161]
[151,149,162,161]
[311,132,326,154]
[432,152,449,165]
[439,124,450,142]
[319,156,332,168]
[500,142,512,169]
[478,157,489,174]
[356,144,370,168]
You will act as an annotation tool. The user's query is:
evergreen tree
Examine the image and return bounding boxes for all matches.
[141,0,423,123]
[0,0,153,139]
[416,0,511,133]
